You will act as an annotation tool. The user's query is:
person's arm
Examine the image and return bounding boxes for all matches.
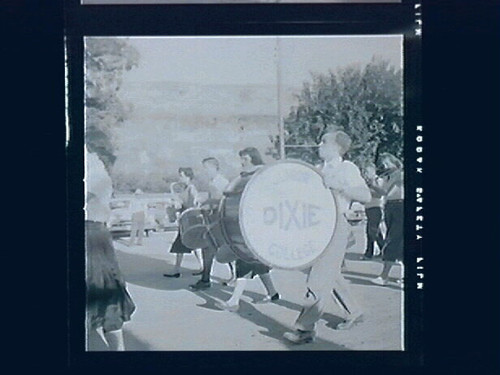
[325,162,371,204]
[367,177,387,196]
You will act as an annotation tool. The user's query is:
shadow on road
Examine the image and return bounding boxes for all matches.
[344,274,403,291]
[116,249,204,291]
[192,281,349,350]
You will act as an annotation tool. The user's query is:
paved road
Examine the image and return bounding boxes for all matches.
[89,223,403,351]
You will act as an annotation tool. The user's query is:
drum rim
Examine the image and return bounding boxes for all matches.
[238,159,340,270]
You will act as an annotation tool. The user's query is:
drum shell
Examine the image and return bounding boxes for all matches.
[219,174,261,264]
[178,208,208,249]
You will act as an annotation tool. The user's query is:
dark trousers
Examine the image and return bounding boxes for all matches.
[200,246,217,282]
[364,207,385,257]
[382,200,404,262]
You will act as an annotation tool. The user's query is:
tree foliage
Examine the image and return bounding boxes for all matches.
[268,58,403,170]
[85,38,139,170]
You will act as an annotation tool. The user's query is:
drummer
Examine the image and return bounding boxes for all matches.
[215,147,280,312]
[190,157,233,291]
[163,167,204,278]
[283,130,371,344]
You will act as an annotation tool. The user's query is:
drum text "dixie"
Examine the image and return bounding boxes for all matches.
[262,200,321,230]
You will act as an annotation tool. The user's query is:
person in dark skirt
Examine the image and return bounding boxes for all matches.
[215,147,280,312]
[361,162,386,259]
[85,147,135,351]
[371,153,404,286]
[163,167,203,278]
[189,157,234,291]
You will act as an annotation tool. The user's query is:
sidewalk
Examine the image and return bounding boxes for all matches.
[103,224,403,351]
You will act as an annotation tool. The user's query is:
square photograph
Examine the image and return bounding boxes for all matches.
[83,35,405,351]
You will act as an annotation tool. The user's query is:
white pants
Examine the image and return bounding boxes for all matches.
[294,217,361,332]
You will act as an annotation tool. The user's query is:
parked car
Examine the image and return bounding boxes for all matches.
[108,195,179,238]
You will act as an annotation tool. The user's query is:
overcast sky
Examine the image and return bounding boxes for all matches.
[123,36,403,88]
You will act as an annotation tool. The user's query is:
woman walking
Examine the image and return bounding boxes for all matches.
[163,167,203,278]
[371,153,404,286]
[85,147,136,351]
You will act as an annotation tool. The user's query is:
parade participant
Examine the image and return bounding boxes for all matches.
[128,189,146,246]
[215,147,280,312]
[361,162,386,259]
[163,168,203,278]
[283,130,371,344]
[371,153,404,286]
[85,146,136,351]
[190,157,233,290]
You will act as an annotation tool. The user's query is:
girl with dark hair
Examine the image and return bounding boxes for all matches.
[163,168,203,278]
[215,147,280,311]
[361,162,386,259]
[371,153,404,286]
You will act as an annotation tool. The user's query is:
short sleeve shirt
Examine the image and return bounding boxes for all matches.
[322,159,367,214]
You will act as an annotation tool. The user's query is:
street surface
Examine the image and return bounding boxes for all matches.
[89,223,403,351]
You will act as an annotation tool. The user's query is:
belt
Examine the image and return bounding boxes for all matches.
[386,199,404,203]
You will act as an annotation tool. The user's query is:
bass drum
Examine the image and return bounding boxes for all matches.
[219,160,338,270]
[178,208,208,249]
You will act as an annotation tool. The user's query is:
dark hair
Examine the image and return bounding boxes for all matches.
[379,152,403,169]
[178,167,194,180]
[239,147,264,166]
[202,157,219,170]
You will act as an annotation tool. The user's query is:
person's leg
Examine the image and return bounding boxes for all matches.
[363,208,378,258]
[201,246,215,281]
[216,277,248,312]
[136,215,145,245]
[190,246,216,289]
[255,272,280,303]
[174,253,184,273]
[128,218,138,246]
[193,249,203,271]
[103,329,125,351]
[373,202,403,284]
[285,218,349,343]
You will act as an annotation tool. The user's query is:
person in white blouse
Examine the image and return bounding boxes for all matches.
[283,131,371,345]
[85,147,135,351]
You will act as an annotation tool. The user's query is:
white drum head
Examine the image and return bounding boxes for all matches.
[239,160,337,270]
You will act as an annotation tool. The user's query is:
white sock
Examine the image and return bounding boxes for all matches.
[226,278,247,305]
[103,329,125,351]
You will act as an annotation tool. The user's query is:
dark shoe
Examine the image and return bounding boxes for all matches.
[190,280,211,290]
[254,293,280,304]
[192,270,204,276]
[163,273,180,278]
[283,330,315,344]
[361,254,373,260]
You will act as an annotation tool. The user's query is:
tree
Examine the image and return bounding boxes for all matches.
[268,57,403,171]
[85,38,139,171]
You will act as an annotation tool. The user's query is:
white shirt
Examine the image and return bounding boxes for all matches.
[209,173,230,200]
[321,158,368,214]
[84,149,113,223]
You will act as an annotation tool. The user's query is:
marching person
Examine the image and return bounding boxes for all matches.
[361,162,386,260]
[190,157,234,290]
[283,130,371,344]
[128,189,146,246]
[163,167,203,278]
[215,147,280,312]
[85,146,136,351]
[371,153,404,286]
